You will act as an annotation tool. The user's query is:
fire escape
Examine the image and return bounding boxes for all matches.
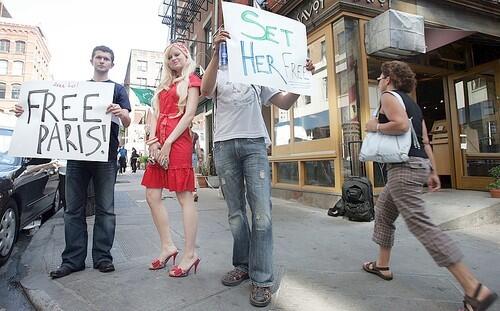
[159,0,214,44]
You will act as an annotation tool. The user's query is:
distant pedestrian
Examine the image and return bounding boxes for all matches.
[141,42,201,277]
[14,45,132,279]
[190,123,202,202]
[118,146,127,174]
[130,147,138,173]
[362,61,497,311]
[201,29,315,307]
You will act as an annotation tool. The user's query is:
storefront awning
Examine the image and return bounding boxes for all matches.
[425,28,476,52]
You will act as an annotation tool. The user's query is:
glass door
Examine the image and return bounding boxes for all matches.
[449,60,500,190]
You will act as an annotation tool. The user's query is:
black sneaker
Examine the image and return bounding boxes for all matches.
[95,262,115,273]
[250,285,272,307]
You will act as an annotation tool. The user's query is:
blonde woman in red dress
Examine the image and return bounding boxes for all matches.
[141,42,201,277]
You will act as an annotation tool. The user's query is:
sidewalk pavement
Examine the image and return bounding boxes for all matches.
[19,172,500,311]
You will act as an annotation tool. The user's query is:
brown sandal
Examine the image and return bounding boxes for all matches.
[462,283,498,311]
[362,261,393,281]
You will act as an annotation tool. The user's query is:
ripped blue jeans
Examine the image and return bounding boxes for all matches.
[214,138,273,287]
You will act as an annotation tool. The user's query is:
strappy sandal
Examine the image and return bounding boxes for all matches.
[148,251,179,270]
[362,261,393,281]
[462,283,498,311]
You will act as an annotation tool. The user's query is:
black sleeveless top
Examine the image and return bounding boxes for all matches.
[378,90,427,158]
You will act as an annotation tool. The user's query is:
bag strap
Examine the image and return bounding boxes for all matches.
[382,91,421,149]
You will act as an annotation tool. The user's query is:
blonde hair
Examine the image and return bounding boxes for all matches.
[151,43,196,117]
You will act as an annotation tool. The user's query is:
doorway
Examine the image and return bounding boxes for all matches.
[416,77,452,188]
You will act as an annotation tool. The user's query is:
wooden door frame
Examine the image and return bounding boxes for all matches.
[447,60,500,190]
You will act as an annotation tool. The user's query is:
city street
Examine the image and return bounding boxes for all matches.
[15,171,500,311]
[0,230,36,311]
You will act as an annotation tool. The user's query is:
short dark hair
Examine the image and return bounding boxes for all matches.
[91,45,114,63]
[381,61,417,93]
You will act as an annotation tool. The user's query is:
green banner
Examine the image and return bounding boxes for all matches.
[131,87,154,106]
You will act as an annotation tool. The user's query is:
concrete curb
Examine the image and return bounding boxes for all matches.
[439,202,500,231]
[21,285,63,311]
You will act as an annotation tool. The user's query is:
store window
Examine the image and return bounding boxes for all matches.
[0,40,9,53]
[333,18,362,177]
[277,162,299,184]
[304,160,335,187]
[0,60,7,74]
[15,41,26,54]
[293,36,330,142]
[0,83,5,99]
[12,61,24,75]
[11,83,21,99]
[368,82,386,187]
[273,106,291,146]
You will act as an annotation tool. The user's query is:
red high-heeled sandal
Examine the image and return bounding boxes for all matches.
[149,251,179,270]
[168,258,201,277]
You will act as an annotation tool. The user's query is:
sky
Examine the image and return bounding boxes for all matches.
[3,0,170,82]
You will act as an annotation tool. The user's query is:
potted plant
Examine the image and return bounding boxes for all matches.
[138,155,149,170]
[197,162,209,188]
[487,165,500,198]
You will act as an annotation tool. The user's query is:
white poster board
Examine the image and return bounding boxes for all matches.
[9,81,114,162]
[222,2,312,95]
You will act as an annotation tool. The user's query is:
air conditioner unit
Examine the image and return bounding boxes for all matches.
[365,9,426,58]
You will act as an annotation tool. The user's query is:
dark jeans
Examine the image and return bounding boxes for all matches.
[119,157,126,173]
[131,158,137,173]
[61,160,117,270]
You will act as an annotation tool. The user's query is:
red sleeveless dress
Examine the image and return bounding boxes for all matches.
[141,74,201,191]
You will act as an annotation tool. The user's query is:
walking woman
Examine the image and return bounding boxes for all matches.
[362,61,497,311]
[141,42,201,277]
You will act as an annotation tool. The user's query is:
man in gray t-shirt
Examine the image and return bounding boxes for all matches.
[201,29,314,308]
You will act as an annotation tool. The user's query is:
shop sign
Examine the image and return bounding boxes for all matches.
[293,0,387,26]
[296,0,326,23]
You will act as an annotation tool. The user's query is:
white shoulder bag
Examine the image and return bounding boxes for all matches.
[359,91,420,163]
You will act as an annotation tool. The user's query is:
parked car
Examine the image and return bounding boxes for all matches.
[0,127,61,267]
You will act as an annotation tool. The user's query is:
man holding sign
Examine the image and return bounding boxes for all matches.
[14,45,131,279]
[201,4,314,306]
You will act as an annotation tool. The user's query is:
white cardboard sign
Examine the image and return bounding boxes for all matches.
[9,81,114,162]
[222,2,312,95]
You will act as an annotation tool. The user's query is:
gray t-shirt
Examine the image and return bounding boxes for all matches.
[210,70,279,145]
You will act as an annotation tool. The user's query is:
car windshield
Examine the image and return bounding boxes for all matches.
[0,128,21,167]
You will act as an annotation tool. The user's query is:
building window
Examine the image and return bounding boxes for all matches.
[12,61,24,75]
[137,77,147,87]
[320,40,326,61]
[204,20,213,67]
[137,60,147,72]
[304,160,335,187]
[11,83,21,99]
[333,17,362,177]
[0,60,7,74]
[277,162,299,184]
[0,83,5,99]
[15,41,26,54]
[292,36,330,143]
[0,40,9,53]
[273,106,291,146]
[190,42,197,61]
